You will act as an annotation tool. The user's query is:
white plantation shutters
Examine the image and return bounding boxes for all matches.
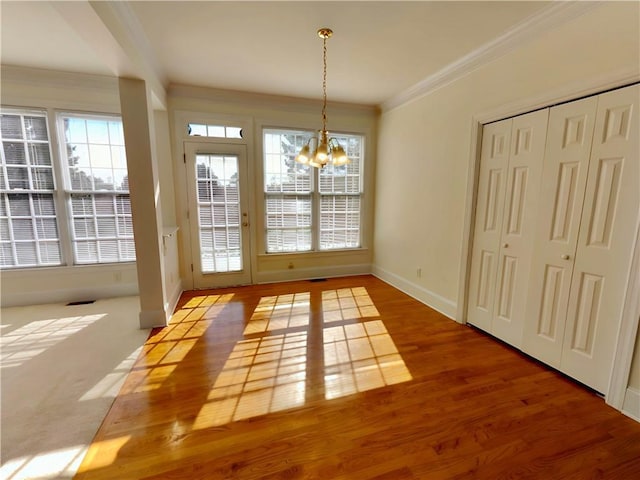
[0,111,62,267]
[319,134,362,249]
[195,154,242,272]
[264,130,313,252]
[61,114,135,264]
[263,129,363,253]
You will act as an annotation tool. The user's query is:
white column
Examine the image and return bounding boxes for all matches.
[119,77,168,328]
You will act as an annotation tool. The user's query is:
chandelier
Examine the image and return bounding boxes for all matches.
[295,28,350,168]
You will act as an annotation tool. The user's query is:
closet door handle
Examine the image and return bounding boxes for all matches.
[561,254,570,260]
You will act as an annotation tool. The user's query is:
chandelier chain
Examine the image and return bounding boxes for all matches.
[322,34,327,133]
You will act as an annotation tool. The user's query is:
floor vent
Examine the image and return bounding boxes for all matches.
[66,300,96,306]
[310,278,327,282]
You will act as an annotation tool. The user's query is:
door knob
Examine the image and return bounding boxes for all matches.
[561,254,570,260]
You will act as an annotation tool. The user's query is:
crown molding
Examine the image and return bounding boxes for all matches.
[1,65,119,91]
[169,83,379,116]
[381,1,600,112]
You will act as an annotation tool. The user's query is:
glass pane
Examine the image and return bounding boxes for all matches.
[188,124,207,136]
[24,116,48,141]
[15,242,37,265]
[75,240,98,263]
[35,218,59,239]
[206,125,225,137]
[8,194,30,216]
[0,243,14,266]
[39,241,62,264]
[7,167,29,190]
[1,115,22,139]
[32,168,54,190]
[264,130,312,194]
[226,127,242,139]
[3,142,26,165]
[195,154,243,273]
[28,143,52,166]
[320,195,361,250]
[87,120,110,144]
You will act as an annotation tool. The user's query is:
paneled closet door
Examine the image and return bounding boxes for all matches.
[522,96,598,367]
[491,109,548,347]
[467,119,512,332]
[560,84,639,393]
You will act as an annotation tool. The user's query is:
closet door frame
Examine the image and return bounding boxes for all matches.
[457,73,640,413]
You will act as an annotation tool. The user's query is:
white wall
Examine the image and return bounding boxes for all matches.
[373,2,640,319]
[168,87,378,289]
[0,67,139,307]
[153,110,182,314]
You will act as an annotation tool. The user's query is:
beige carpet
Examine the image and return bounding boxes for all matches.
[1,297,150,480]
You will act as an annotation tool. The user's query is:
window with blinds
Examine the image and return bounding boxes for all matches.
[61,114,135,264]
[263,129,363,253]
[0,107,135,270]
[1,111,62,268]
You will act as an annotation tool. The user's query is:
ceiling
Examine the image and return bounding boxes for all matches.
[1,1,552,106]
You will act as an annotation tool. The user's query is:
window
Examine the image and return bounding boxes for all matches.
[0,111,61,267]
[61,113,135,264]
[188,123,243,139]
[0,107,135,269]
[263,129,363,253]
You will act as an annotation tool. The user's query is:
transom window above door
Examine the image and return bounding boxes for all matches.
[263,129,364,254]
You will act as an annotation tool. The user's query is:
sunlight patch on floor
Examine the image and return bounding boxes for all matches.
[0,444,87,480]
[80,346,144,401]
[243,292,310,334]
[0,314,105,369]
[322,287,380,323]
[193,331,307,429]
[324,320,412,400]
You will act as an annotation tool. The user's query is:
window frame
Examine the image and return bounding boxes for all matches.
[58,111,135,265]
[262,127,365,254]
[0,105,136,270]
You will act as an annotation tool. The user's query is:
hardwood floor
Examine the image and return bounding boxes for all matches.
[74,275,640,479]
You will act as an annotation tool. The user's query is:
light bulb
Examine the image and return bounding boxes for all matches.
[295,144,311,164]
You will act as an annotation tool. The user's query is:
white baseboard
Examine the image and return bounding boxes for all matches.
[1,282,138,308]
[139,308,169,329]
[372,265,457,320]
[165,279,183,323]
[622,387,640,422]
[254,263,371,285]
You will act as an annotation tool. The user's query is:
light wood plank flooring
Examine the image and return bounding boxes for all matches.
[75,275,640,479]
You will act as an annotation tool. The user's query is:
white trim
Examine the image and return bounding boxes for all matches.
[255,263,371,285]
[139,308,168,329]
[622,388,640,422]
[382,1,599,112]
[0,65,118,92]
[475,68,639,125]
[0,263,139,307]
[165,279,183,323]
[607,220,640,409]
[372,265,457,320]
[456,118,483,323]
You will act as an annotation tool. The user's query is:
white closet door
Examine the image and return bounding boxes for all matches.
[467,119,512,332]
[522,96,598,367]
[492,109,548,347]
[560,84,640,393]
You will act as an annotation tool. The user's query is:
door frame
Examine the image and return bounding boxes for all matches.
[457,71,639,411]
[184,141,252,289]
[172,111,256,292]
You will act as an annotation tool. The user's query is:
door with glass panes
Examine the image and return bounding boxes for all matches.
[185,142,251,288]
